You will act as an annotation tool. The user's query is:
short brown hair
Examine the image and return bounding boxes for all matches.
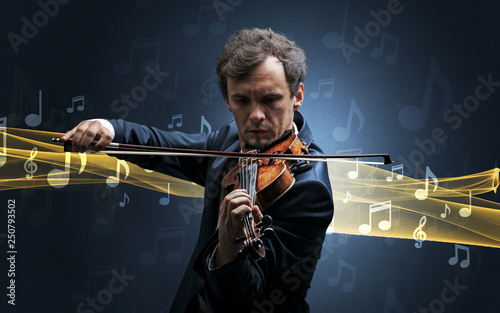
[216,28,307,100]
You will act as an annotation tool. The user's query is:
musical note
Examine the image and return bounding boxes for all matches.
[25,90,42,127]
[183,0,226,37]
[323,3,349,50]
[332,98,364,142]
[67,95,85,113]
[115,37,161,75]
[327,260,356,292]
[343,191,351,203]
[162,72,178,101]
[441,203,451,219]
[386,164,404,182]
[119,192,130,207]
[413,216,427,249]
[200,115,212,133]
[24,147,38,179]
[9,67,38,126]
[47,152,71,188]
[106,159,130,188]
[459,190,472,218]
[415,166,438,200]
[167,114,183,129]
[202,68,219,105]
[140,227,186,265]
[398,58,452,131]
[371,32,399,64]
[359,200,392,234]
[448,244,470,268]
[347,159,359,179]
[0,117,6,167]
[310,79,334,99]
[159,183,170,206]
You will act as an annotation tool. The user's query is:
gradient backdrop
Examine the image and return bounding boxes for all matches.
[1,0,499,312]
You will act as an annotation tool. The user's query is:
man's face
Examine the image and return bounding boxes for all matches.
[226,56,303,152]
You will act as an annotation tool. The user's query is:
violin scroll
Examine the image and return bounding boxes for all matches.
[233,215,275,261]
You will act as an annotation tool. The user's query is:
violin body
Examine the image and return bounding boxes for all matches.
[222,131,309,260]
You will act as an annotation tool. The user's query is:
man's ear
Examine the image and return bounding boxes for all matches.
[293,83,304,111]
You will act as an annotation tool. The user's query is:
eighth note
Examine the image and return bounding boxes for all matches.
[119,192,130,207]
[415,166,438,201]
[332,99,364,142]
[343,191,351,203]
[441,203,451,219]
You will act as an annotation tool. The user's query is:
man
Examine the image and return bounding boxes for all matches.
[62,28,334,313]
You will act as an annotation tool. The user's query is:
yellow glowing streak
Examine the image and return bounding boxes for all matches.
[1,128,500,248]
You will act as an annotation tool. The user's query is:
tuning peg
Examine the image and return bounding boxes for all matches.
[256,215,273,229]
[260,228,275,239]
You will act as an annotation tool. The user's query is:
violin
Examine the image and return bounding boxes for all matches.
[221,130,308,261]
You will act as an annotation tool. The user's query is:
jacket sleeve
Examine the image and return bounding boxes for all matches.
[199,176,334,310]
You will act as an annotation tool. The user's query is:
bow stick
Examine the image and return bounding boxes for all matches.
[51,138,393,165]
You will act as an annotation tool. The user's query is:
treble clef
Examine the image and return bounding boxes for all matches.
[24,147,38,180]
[202,68,219,105]
[413,215,427,249]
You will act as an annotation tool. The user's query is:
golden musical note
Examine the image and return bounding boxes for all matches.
[413,216,427,249]
[0,117,6,167]
[459,190,472,217]
[441,203,451,219]
[448,244,470,268]
[24,147,38,179]
[415,166,438,200]
[359,200,392,234]
[47,152,71,188]
[332,98,364,142]
[106,159,130,188]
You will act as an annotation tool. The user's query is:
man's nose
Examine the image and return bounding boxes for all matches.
[249,103,265,122]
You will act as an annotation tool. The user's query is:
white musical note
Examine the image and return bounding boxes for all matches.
[323,3,349,50]
[168,114,183,129]
[448,244,470,268]
[347,160,359,179]
[67,95,85,113]
[441,203,451,219]
[343,191,351,203]
[25,90,42,127]
[459,190,472,217]
[200,115,212,133]
[413,216,427,249]
[359,201,392,234]
[386,164,404,182]
[415,166,438,200]
[310,79,334,99]
[332,98,364,142]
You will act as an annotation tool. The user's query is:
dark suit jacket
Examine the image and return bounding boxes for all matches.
[109,111,334,313]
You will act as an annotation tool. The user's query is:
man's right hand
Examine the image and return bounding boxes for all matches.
[61,120,113,153]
